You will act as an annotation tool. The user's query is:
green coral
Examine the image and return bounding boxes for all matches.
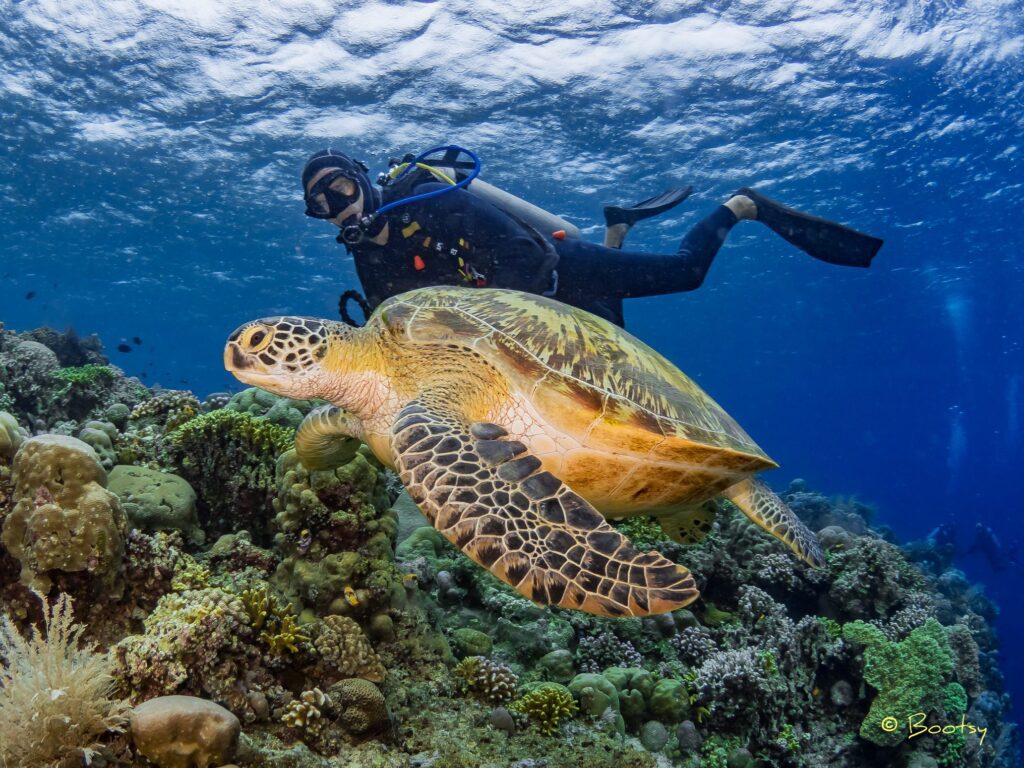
[612,515,667,549]
[701,603,736,627]
[700,734,743,768]
[51,364,114,389]
[777,723,799,752]
[240,584,308,655]
[817,616,843,639]
[513,682,578,736]
[943,681,967,716]
[842,618,955,746]
[165,410,294,540]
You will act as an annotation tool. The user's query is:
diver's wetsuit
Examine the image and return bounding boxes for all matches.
[349,181,737,327]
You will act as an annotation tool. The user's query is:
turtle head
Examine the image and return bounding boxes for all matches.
[224,316,351,400]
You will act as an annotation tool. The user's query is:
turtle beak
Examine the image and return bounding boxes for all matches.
[224,341,251,372]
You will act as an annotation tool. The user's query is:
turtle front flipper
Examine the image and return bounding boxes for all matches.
[721,478,825,567]
[295,405,362,470]
[390,401,699,618]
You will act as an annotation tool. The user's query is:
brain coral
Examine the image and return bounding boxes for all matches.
[1,435,126,594]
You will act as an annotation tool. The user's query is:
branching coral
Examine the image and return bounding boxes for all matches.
[576,629,643,673]
[240,584,309,656]
[165,410,294,541]
[313,614,386,682]
[512,683,578,736]
[282,688,328,734]
[454,656,519,704]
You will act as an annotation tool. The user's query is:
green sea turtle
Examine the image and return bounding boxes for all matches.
[224,287,823,618]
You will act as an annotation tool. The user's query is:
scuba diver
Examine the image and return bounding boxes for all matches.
[966,523,1016,572]
[302,145,883,327]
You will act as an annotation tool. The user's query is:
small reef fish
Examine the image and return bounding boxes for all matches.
[343,585,360,607]
[25,291,36,300]
[117,343,132,353]
[133,336,143,345]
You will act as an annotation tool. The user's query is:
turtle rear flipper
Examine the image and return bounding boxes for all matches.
[654,500,719,545]
[721,478,825,567]
[390,401,699,618]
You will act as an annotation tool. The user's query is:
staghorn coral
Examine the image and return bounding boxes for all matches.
[313,614,386,682]
[454,655,519,704]
[512,682,578,736]
[0,593,130,768]
[1,435,126,595]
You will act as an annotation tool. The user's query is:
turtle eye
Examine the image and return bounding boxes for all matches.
[244,326,272,352]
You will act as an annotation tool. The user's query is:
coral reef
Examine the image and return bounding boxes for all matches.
[512,682,577,735]
[0,324,1019,768]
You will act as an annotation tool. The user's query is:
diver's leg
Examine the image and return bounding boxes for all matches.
[603,187,693,248]
[733,187,883,267]
[557,205,741,300]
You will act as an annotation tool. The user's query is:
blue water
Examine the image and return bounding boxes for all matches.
[2,0,1022,721]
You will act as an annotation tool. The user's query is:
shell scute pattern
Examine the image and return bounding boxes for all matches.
[376,288,768,461]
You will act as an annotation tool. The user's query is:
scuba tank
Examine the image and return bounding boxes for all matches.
[382,147,581,240]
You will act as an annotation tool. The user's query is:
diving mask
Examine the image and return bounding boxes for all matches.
[304,170,362,220]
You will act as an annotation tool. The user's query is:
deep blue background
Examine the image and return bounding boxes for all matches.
[2,0,1022,723]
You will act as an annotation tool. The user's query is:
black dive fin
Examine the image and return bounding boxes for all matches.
[604,186,693,228]
[737,187,883,267]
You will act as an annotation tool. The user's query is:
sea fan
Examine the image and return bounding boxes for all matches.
[0,593,130,768]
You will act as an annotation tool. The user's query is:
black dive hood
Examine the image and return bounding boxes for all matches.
[302,150,385,242]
